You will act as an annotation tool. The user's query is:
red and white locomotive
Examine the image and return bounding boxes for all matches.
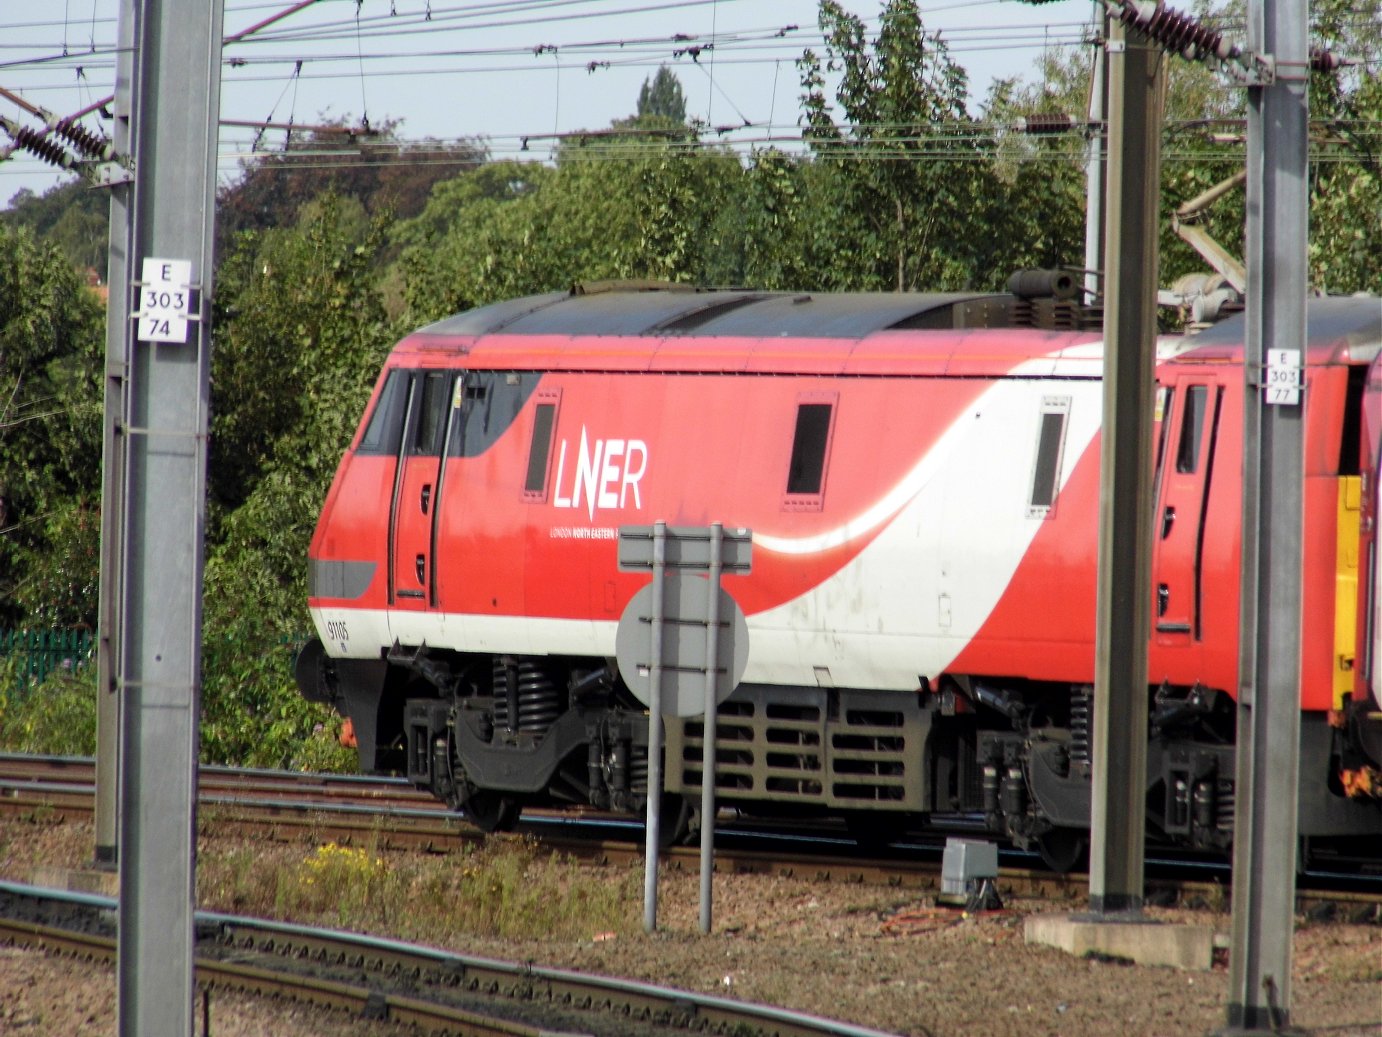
[297,278,1382,861]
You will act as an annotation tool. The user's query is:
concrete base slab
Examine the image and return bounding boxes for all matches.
[1024,912,1219,970]
[30,865,119,898]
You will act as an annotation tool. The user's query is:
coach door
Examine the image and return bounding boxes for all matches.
[1152,377,1222,643]
[390,370,458,609]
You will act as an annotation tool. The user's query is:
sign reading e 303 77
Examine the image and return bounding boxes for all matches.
[1264,348,1302,406]
[135,258,193,343]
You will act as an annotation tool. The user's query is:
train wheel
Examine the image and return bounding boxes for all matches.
[658,794,694,850]
[1036,826,1088,873]
[844,811,894,850]
[465,790,521,834]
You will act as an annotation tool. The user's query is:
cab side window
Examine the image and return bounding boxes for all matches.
[356,370,409,456]
[409,371,452,457]
[449,371,543,458]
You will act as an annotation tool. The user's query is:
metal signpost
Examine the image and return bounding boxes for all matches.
[617,523,751,933]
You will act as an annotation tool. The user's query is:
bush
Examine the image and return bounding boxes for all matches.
[0,661,97,755]
[214,834,638,942]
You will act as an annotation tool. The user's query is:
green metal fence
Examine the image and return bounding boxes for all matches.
[0,628,95,699]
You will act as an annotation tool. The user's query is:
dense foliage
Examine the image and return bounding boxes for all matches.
[0,226,105,629]
[1,0,1379,768]
[637,66,688,125]
[2,120,485,276]
[0,182,108,272]
[215,119,487,263]
[199,195,397,766]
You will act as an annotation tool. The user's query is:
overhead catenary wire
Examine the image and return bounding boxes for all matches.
[1,0,1378,187]
[3,103,1380,179]
[5,2,1375,84]
[199,117,1376,166]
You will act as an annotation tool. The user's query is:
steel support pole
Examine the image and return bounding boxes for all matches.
[699,523,722,935]
[93,0,138,871]
[115,1,224,1034]
[1089,20,1162,916]
[642,521,667,933]
[1221,0,1308,1032]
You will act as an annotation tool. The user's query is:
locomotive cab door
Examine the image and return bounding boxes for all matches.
[390,370,459,609]
[1152,376,1222,644]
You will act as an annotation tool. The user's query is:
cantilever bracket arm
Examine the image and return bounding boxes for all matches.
[1171,169,1248,293]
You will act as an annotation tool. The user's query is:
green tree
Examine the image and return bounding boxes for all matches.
[637,66,688,124]
[1306,0,1382,292]
[987,0,1382,297]
[0,225,105,628]
[2,179,110,273]
[393,160,556,319]
[797,0,1042,291]
[395,142,742,324]
[216,118,487,260]
[209,193,377,521]
[200,195,396,767]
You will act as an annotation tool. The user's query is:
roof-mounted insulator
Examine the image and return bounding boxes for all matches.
[53,117,113,160]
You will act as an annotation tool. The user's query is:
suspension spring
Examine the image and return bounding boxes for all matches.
[628,745,649,797]
[491,658,564,735]
[515,660,562,733]
[1214,777,1235,832]
[1069,686,1093,772]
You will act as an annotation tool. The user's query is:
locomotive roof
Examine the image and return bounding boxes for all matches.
[403,286,1106,376]
[401,286,1382,373]
[417,287,1012,340]
[1171,295,1382,365]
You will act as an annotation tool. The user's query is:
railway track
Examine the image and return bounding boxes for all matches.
[2,752,1379,919]
[0,881,895,1037]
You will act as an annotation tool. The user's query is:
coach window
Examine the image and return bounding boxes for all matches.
[1028,395,1070,518]
[356,369,409,456]
[523,389,562,501]
[784,394,837,511]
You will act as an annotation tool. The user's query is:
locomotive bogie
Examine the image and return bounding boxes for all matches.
[299,286,1382,856]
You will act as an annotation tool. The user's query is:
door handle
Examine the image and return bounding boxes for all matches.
[420,483,433,514]
[1161,505,1175,538]
[415,553,426,585]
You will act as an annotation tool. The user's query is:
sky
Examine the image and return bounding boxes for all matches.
[0,0,1099,208]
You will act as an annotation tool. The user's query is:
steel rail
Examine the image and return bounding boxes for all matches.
[0,881,899,1037]
[0,914,547,1037]
[2,754,1379,915]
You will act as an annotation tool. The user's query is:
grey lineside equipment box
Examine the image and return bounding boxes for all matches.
[940,838,999,901]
